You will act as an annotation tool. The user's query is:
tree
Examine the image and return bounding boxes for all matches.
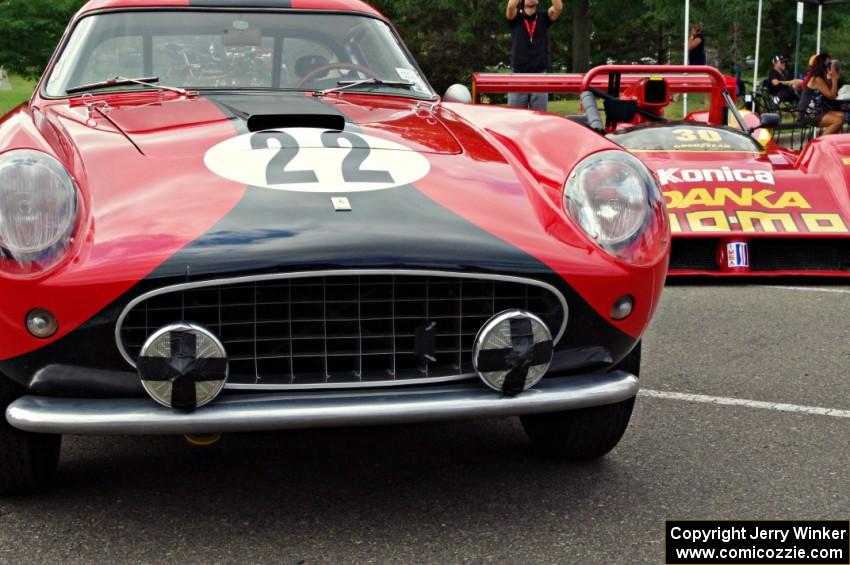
[571,0,590,72]
[4,0,850,93]
[372,0,510,94]
[0,0,86,78]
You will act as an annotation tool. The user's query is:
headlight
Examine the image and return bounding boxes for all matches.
[0,150,78,271]
[564,150,668,265]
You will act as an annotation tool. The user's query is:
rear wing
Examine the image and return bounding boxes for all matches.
[472,65,738,125]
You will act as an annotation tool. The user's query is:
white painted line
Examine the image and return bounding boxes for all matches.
[763,285,850,295]
[640,389,850,419]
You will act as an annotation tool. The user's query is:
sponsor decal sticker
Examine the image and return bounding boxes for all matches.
[669,211,848,234]
[657,167,775,186]
[204,127,430,192]
[395,67,429,93]
[670,127,734,150]
[665,188,809,209]
[659,176,850,234]
[726,242,749,268]
[663,186,849,234]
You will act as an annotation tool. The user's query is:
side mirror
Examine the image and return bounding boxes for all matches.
[758,113,781,129]
[444,84,472,104]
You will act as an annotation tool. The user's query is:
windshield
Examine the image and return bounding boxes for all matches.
[607,123,764,153]
[45,10,435,99]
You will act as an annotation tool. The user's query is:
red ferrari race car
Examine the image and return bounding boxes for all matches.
[474,65,850,276]
[0,1,669,492]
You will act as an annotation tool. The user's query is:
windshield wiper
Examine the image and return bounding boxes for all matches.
[66,76,188,95]
[313,78,414,97]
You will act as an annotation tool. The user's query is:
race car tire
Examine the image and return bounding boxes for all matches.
[520,342,640,461]
[0,378,61,495]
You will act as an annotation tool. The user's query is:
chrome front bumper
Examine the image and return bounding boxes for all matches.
[6,371,639,435]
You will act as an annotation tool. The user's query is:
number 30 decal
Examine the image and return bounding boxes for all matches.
[205,127,429,192]
[672,128,723,142]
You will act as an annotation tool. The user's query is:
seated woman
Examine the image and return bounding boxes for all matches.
[798,53,845,135]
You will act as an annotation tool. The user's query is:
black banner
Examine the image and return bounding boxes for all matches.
[665,521,849,565]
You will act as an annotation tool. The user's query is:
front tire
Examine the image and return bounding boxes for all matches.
[0,378,61,495]
[520,342,640,461]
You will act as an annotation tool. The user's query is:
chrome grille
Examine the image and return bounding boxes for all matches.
[118,272,566,389]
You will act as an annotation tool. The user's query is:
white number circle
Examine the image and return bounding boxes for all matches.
[204,127,431,192]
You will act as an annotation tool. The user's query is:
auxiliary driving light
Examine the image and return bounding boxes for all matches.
[136,322,228,411]
[25,308,58,338]
[472,310,553,396]
[611,295,634,320]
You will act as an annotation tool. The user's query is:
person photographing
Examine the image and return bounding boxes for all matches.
[506,0,563,111]
[798,53,845,135]
[687,24,705,65]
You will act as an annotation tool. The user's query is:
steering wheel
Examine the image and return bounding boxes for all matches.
[162,44,204,84]
[296,62,377,89]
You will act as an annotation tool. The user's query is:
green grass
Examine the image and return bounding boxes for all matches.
[0,74,37,115]
[479,93,712,119]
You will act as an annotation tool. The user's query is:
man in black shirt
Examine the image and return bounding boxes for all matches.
[506,0,563,111]
[766,55,802,102]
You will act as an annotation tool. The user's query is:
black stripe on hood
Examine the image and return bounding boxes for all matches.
[157,94,527,278]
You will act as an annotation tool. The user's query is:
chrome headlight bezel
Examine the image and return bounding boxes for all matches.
[0,149,78,271]
[563,150,667,265]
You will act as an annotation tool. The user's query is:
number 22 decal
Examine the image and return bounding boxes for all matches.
[251,130,394,185]
[251,131,318,185]
[205,127,430,193]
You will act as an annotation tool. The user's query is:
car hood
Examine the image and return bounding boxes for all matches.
[67,92,463,158]
[37,92,619,288]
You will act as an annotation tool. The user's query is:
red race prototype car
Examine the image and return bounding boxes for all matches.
[0,1,669,493]
[474,65,850,276]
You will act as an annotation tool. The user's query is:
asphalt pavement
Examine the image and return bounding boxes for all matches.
[0,283,847,564]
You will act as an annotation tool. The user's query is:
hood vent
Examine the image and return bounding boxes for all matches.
[246,113,345,132]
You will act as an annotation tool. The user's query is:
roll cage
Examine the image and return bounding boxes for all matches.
[471,65,774,136]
